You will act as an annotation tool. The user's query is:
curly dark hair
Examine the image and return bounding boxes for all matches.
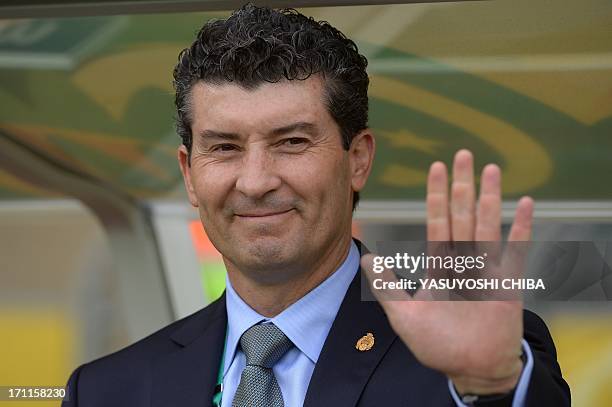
[173,3,369,209]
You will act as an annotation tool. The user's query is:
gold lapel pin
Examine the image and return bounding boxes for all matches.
[355,332,375,351]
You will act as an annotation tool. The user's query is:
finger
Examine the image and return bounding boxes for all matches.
[508,196,534,242]
[475,164,502,242]
[501,196,534,297]
[499,242,529,300]
[361,254,426,344]
[451,150,476,241]
[427,161,450,241]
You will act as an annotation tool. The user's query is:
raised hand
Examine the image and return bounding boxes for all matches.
[362,149,534,395]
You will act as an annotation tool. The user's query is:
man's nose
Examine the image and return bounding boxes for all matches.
[235,149,282,199]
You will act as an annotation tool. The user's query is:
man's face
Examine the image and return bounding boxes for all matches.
[178,76,372,282]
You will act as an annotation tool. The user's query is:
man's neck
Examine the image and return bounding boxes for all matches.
[226,236,353,317]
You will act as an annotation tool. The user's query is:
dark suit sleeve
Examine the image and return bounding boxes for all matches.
[62,364,85,407]
[523,310,571,406]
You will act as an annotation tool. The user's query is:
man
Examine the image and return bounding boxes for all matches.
[63,4,570,406]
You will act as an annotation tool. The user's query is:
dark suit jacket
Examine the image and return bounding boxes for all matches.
[62,251,570,406]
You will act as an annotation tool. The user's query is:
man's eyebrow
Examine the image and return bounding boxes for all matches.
[197,130,241,141]
[197,122,319,141]
[268,121,319,137]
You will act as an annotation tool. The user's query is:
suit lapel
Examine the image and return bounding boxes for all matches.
[304,244,397,407]
[152,293,227,407]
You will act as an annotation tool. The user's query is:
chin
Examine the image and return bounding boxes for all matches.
[237,237,301,270]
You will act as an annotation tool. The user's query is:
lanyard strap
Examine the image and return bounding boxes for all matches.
[212,328,228,407]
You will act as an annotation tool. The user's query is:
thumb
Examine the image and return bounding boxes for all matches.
[360,253,413,306]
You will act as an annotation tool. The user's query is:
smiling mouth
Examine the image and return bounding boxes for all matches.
[235,208,294,218]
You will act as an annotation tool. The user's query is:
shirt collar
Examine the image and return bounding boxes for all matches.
[223,240,360,375]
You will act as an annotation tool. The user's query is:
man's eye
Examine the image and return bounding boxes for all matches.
[213,144,237,152]
[283,137,307,146]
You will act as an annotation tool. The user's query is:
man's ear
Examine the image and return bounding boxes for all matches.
[349,129,375,193]
[177,145,199,207]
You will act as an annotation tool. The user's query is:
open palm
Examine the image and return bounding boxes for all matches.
[362,149,533,395]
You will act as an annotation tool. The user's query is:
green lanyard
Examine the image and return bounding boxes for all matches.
[212,329,228,407]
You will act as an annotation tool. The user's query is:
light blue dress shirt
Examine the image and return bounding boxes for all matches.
[221,239,533,406]
[221,240,360,407]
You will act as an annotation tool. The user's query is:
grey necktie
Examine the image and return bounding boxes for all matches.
[231,323,293,407]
